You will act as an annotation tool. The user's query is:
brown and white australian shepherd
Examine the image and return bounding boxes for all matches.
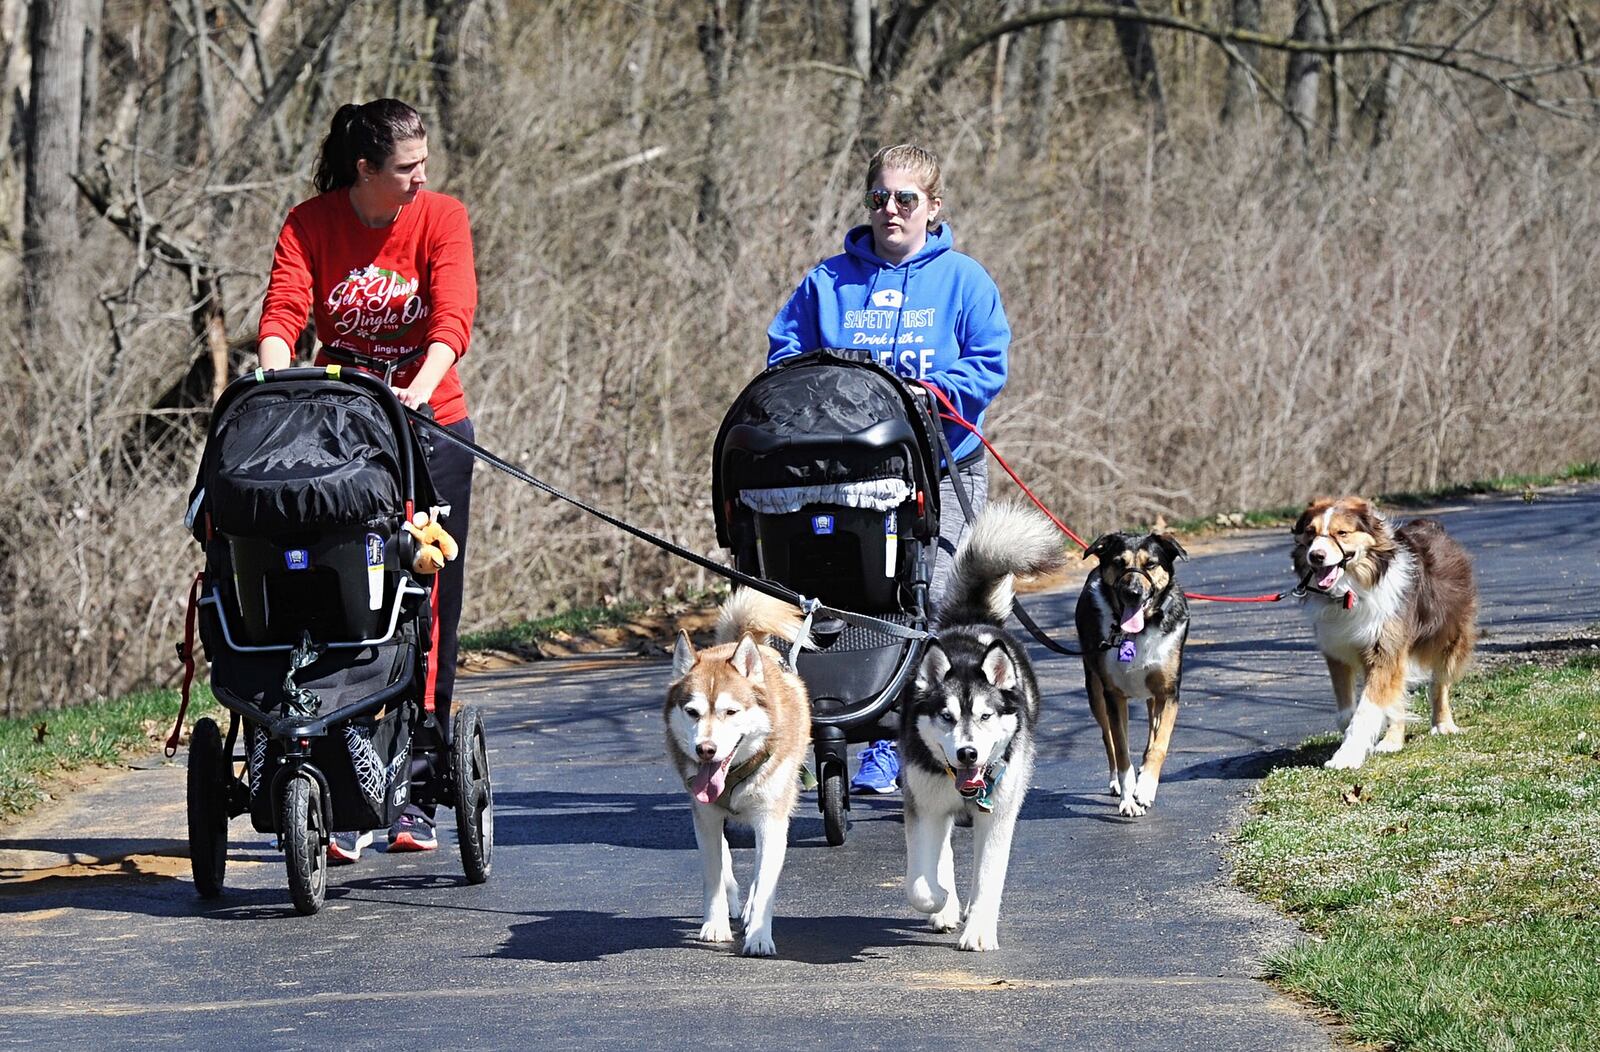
[1291,496,1478,770]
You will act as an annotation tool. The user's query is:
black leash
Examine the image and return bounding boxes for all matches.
[402,407,929,644]
[928,404,1081,658]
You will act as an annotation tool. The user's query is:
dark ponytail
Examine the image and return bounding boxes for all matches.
[313,99,427,193]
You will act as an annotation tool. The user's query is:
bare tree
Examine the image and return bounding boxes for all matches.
[1112,0,1166,135]
[1362,0,1423,149]
[1219,0,1261,125]
[21,0,86,350]
[426,0,480,158]
[1025,15,1065,158]
[694,0,762,245]
[1284,0,1327,149]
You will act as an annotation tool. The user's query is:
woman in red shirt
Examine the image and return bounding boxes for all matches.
[258,98,477,861]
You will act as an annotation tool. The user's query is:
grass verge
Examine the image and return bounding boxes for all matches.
[0,687,215,822]
[1167,461,1600,534]
[1233,655,1600,1052]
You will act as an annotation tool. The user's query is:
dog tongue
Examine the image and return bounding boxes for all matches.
[692,756,733,803]
[957,767,986,792]
[1120,607,1145,635]
[1318,565,1343,590]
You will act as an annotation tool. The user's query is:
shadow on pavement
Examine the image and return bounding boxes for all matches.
[487,909,936,965]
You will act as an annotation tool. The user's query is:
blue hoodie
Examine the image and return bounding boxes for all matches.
[767,224,1010,464]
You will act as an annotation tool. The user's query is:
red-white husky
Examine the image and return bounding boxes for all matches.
[665,590,811,957]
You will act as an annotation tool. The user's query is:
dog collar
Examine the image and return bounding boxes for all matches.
[684,747,771,800]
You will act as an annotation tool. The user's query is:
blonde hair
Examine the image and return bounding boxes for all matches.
[866,143,944,216]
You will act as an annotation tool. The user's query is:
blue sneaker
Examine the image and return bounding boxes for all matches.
[851,740,900,794]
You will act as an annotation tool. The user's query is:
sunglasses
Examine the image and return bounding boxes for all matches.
[863,188,924,212]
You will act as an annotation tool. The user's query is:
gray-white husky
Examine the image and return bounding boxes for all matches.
[901,502,1065,951]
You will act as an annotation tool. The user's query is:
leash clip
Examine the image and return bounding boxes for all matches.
[787,596,821,672]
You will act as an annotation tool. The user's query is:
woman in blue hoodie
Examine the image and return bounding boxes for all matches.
[767,143,1011,795]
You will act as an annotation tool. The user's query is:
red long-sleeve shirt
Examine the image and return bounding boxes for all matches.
[258,189,477,425]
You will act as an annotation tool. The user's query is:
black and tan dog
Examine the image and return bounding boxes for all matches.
[1074,531,1190,817]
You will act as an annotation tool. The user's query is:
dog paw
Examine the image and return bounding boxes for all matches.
[697,918,734,943]
[1106,775,1122,796]
[1373,738,1404,754]
[906,876,948,916]
[740,930,777,957]
[1133,772,1159,808]
[1430,720,1463,736]
[1117,795,1147,818]
[928,898,961,933]
[956,921,999,952]
[1324,747,1367,770]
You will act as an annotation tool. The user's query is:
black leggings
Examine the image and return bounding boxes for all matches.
[422,417,474,728]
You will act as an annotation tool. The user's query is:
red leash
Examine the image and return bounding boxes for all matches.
[166,571,204,758]
[917,382,1284,605]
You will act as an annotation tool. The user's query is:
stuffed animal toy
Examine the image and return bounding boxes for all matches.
[404,512,459,575]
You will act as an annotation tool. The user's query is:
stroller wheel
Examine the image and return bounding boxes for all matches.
[282,774,327,915]
[820,761,849,847]
[186,717,229,898]
[451,705,493,885]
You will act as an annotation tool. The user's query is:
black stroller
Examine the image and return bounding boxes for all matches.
[713,350,942,845]
[183,367,493,914]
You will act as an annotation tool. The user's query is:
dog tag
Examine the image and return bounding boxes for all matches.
[1117,639,1136,663]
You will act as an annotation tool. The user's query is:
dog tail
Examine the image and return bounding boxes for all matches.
[939,502,1068,628]
[715,588,814,649]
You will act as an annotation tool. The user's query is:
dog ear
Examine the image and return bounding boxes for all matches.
[1351,498,1388,540]
[672,631,697,679]
[915,642,950,692]
[1084,533,1118,563]
[729,634,765,685]
[1152,532,1189,564]
[981,642,1018,691]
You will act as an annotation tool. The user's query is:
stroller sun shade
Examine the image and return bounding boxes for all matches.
[713,350,941,549]
[204,385,407,537]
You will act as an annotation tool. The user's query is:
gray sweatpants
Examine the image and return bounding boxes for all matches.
[929,456,989,609]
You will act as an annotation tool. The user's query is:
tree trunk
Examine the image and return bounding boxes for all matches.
[426,0,479,159]
[1025,15,1065,159]
[1365,0,1422,149]
[77,0,97,151]
[695,0,760,249]
[986,0,1030,164]
[833,0,870,152]
[22,0,86,351]
[1219,0,1261,125]
[1112,0,1166,136]
[1284,0,1326,149]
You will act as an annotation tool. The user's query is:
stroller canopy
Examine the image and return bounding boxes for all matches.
[196,379,426,538]
[713,350,941,547]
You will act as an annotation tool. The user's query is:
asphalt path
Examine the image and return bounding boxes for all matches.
[4,484,1599,1051]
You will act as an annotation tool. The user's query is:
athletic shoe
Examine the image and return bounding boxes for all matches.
[386,809,438,852]
[329,830,373,865]
[851,740,900,794]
